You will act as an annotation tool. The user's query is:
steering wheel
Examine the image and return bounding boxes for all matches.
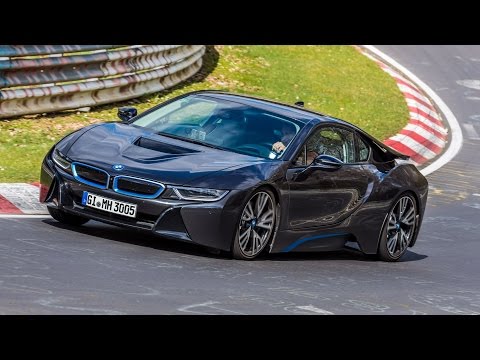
[237,143,273,157]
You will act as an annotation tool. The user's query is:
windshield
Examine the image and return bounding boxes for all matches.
[131,95,304,159]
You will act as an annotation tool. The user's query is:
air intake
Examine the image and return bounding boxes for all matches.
[71,162,109,189]
[113,176,165,199]
[134,137,199,154]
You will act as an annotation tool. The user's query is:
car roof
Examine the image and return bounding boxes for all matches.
[190,90,343,125]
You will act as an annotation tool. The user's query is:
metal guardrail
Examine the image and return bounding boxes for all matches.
[0,45,206,119]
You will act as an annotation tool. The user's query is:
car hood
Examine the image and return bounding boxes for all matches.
[64,122,273,187]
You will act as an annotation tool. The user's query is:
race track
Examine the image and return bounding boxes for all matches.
[1,45,479,314]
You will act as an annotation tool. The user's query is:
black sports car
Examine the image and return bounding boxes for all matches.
[40,90,428,261]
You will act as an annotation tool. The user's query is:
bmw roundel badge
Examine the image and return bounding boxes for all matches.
[112,164,124,171]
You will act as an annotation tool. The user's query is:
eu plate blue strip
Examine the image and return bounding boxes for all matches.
[81,191,88,205]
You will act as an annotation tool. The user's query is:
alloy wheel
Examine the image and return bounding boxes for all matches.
[385,196,416,258]
[237,191,275,258]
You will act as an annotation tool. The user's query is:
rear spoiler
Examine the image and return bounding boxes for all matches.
[373,140,410,160]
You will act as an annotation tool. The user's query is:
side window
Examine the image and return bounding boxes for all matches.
[294,126,356,166]
[294,145,307,166]
[357,135,370,162]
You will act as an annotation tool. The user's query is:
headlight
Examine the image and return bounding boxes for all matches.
[165,186,229,202]
[51,148,72,171]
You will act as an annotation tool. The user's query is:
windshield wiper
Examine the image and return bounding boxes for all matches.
[156,131,226,151]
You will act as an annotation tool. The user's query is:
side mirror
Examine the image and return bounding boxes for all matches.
[117,107,137,123]
[292,154,343,181]
[313,154,343,168]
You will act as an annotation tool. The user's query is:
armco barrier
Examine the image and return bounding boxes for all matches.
[0,45,206,118]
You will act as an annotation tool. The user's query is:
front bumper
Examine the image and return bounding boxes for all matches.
[40,154,245,251]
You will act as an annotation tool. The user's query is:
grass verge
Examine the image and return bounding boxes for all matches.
[0,45,408,182]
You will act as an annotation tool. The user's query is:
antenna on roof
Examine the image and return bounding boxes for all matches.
[294,101,304,107]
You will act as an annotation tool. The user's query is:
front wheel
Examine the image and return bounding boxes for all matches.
[232,189,276,260]
[378,194,417,262]
[48,207,90,226]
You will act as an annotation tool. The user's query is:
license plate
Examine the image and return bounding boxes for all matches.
[81,191,137,218]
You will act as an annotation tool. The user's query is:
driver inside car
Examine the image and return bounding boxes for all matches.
[272,123,297,153]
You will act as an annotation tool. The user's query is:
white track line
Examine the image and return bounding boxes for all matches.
[402,124,447,148]
[409,113,449,135]
[295,305,334,315]
[398,84,432,104]
[0,215,50,219]
[380,66,402,78]
[388,135,438,159]
[0,183,46,214]
[364,46,463,176]
[463,123,480,140]
[406,99,441,120]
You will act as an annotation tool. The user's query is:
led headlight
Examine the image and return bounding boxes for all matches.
[51,148,72,171]
[166,186,229,202]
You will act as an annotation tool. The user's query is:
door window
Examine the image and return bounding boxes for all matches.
[295,126,356,166]
[357,135,370,162]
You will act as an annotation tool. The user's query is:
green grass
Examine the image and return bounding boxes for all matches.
[0,45,408,182]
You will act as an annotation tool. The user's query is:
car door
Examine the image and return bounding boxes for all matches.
[286,125,371,229]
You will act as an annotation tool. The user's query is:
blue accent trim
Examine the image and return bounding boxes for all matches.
[81,191,88,205]
[281,232,349,252]
[71,162,110,190]
[112,175,165,199]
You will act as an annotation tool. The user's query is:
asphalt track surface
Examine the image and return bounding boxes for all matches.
[1,46,479,315]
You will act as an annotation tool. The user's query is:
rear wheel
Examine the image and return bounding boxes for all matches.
[48,207,90,226]
[378,194,417,262]
[232,189,276,260]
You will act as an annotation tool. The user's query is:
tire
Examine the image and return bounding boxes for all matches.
[377,193,417,262]
[48,207,90,226]
[232,188,277,260]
